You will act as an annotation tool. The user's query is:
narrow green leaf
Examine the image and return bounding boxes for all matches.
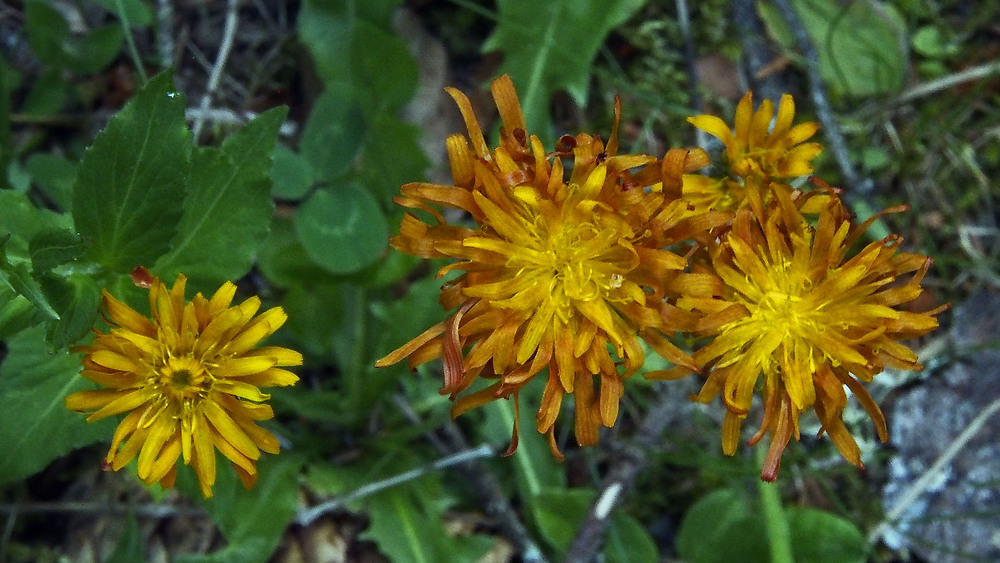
[293,184,389,275]
[155,107,287,284]
[104,513,144,563]
[0,326,115,484]
[72,71,191,272]
[177,454,302,563]
[484,0,647,134]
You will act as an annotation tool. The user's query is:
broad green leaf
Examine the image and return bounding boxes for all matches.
[270,144,314,200]
[282,283,344,359]
[25,3,123,74]
[93,0,153,28]
[21,68,68,116]
[294,184,389,275]
[72,71,191,272]
[297,0,354,85]
[787,507,868,563]
[676,488,769,563]
[360,114,429,207]
[299,88,366,182]
[257,217,338,288]
[350,19,418,114]
[155,107,287,284]
[0,326,115,484]
[484,0,647,134]
[178,454,303,563]
[757,0,906,96]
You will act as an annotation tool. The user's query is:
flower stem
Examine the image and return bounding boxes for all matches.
[113,0,147,84]
[756,447,794,563]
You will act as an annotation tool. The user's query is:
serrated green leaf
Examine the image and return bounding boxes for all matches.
[73,72,191,272]
[0,240,59,320]
[299,88,366,182]
[25,153,77,212]
[30,228,86,273]
[787,507,868,563]
[0,291,43,340]
[484,0,647,135]
[294,184,388,275]
[155,107,287,284]
[0,325,115,484]
[41,274,101,349]
[0,190,73,256]
[757,0,906,97]
[270,144,314,200]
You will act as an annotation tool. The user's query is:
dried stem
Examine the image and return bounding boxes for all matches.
[563,387,678,562]
[769,0,874,197]
[191,0,240,140]
[392,395,548,562]
[295,443,497,527]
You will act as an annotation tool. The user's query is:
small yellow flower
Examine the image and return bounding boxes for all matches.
[680,186,943,480]
[377,75,704,458]
[683,91,823,215]
[65,269,302,498]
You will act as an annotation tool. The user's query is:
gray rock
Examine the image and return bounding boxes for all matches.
[881,290,1000,562]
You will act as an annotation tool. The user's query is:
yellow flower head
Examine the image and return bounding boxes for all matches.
[65,269,302,498]
[681,185,943,480]
[377,75,703,458]
[683,91,823,215]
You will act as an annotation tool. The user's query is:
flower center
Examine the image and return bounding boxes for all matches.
[158,355,212,401]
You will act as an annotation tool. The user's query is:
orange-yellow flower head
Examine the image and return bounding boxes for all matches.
[377,75,701,458]
[683,91,823,215]
[65,269,302,498]
[680,186,943,480]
